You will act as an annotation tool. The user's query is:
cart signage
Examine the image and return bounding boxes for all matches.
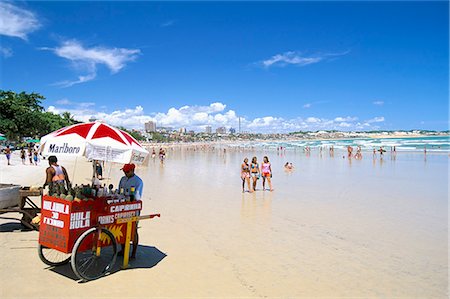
[110,202,141,213]
[43,200,69,214]
[70,211,91,229]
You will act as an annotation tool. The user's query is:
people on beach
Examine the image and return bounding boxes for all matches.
[261,156,273,191]
[20,147,26,164]
[95,160,103,180]
[159,148,166,163]
[378,147,385,158]
[347,146,353,158]
[241,158,253,193]
[355,146,362,159]
[28,146,33,165]
[250,156,260,191]
[33,149,39,165]
[118,163,143,258]
[284,162,294,170]
[5,146,11,165]
[152,148,156,160]
[44,155,71,195]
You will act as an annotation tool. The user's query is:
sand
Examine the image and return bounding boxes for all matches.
[0,148,448,298]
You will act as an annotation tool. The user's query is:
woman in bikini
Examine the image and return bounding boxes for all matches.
[250,156,260,191]
[261,156,273,191]
[241,158,253,193]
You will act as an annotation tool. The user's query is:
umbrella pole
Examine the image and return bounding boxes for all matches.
[106,160,113,188]
[71,156,78,188]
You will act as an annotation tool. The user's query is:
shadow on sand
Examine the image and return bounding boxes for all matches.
[48,245,167,282]
[0,221,33,232]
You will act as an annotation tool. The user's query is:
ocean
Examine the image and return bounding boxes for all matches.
[232,135,450,153]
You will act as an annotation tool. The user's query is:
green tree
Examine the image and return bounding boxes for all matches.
[0,90,79,140]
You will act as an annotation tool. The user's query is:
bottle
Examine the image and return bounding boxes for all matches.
[130,187,135,201]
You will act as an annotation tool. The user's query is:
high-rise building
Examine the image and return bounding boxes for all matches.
[179,127,187,134]
[145,121,157,132]
[205,126,212,134]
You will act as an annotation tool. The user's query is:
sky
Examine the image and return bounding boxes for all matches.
[0,1,448,133]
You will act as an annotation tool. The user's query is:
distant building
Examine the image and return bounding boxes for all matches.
[157,126,173,133]
[229,127,236,134]
[89,116,97,122]
[179,127,187,134]
[205,126,212,134]
[216,127,227,134]
[145,121,157,133]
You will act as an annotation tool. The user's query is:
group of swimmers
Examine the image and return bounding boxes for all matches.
[240,156,273,192]
[151,148,166,163]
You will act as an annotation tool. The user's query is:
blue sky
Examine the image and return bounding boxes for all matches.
[0,1,448,132]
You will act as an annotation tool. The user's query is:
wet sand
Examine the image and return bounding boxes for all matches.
[0,148,448,298]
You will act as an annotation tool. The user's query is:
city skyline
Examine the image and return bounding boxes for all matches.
[0,1,448,133]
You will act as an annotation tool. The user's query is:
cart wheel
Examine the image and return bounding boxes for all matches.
[71,227,117,281]
[38,244,71,266]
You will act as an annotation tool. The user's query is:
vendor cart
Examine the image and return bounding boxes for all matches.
[38,194,155,281]
[0,184,42,230]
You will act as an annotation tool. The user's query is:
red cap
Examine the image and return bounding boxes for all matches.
[121,163,135,172]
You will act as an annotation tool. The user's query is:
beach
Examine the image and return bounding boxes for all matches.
[0,147,448,298]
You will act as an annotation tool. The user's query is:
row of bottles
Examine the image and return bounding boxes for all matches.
[47,181,136,203]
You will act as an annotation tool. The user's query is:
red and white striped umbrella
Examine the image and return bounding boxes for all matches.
[40,122,148,164]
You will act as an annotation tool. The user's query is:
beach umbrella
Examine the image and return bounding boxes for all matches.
[25,139,40,143]
[40,121,148,165]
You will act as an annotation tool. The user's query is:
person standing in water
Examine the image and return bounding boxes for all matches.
[250,156,260,191]
[241,158,253,193]
[261,156,273,191]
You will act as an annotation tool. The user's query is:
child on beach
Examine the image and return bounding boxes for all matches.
[241,158,253,193]
[261,156,273,191]
[33,150,39,165]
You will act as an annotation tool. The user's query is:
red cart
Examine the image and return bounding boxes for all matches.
[38,195,144,281]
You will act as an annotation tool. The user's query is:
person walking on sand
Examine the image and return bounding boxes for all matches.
[250,156,260,191]
[28,146,33,165]
[5,146,11,165]
[33,149,39,165]
[152,148,156,160]
[20,147,26,164]
[261,156,273,191]
[241,158,253,193]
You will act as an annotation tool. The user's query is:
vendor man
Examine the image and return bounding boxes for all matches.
[118,163,143,200]
[44,155,71,194]
[118,163,143,259]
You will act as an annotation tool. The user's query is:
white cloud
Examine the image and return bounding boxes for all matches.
[161,20,175,27]
[44,40,141,87]
[0,46,13,58]
[303,103,311,108]
[367,116,385,123]
[45,100,386,133]
[373,100,384,106]
[260,50,349,68]
[306,117,321,123]
[0,2,41,40]
[56,98,71,105]
[334,116,358,122]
